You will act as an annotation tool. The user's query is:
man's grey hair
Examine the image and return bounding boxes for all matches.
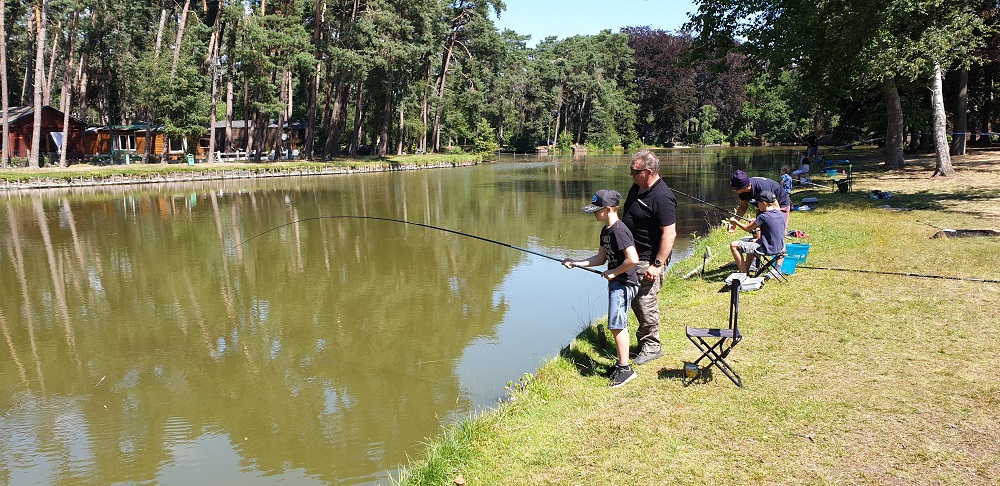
[631,149,660,173]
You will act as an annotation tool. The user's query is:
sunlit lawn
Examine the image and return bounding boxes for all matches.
[396,148,1000,485]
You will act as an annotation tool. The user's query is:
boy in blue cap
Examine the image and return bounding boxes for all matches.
[563,189,640,388]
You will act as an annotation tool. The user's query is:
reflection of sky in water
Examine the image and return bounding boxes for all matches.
[456,248,607,410]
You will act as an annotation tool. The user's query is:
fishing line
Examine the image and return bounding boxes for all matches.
[594,163,752,222]
[237,215,603,275]
[796,265,1000,284]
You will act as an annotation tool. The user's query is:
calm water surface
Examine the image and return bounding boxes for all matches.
[0,150,795,484]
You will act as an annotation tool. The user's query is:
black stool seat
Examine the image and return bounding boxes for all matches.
[683,280,744,387]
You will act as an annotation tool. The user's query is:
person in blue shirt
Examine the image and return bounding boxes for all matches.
[727,190,787,274]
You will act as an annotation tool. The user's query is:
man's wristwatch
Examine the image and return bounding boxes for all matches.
[652,259,663,267]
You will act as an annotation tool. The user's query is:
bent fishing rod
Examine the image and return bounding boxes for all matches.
[595,163,751,222]
[237,215,603,275]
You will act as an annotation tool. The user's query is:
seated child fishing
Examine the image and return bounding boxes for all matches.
[728,190,787,274]
[562,189,640,388]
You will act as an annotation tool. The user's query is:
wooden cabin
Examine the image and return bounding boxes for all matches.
[1,105,87,162]
[83,124,206,163]
[82,119,305,163]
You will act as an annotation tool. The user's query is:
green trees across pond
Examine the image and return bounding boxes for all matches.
[3,0,1000,167]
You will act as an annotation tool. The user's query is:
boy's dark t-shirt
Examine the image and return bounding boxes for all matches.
[601,221,639,286]
[755,210,787,255]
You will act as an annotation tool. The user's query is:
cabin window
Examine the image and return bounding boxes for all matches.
[168,137,186,153]
[116,134,137,151]
[199,138,210,149]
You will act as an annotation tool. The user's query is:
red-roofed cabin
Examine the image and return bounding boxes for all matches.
[2,105,87,162]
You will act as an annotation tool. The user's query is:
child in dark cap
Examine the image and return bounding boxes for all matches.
[562,189,640,388]
[728,190,787,273]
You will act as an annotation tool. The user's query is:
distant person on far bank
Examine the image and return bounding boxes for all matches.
[562,189,640,388]
[621,149,677,366]
[807,134,819,158]
[730,169,791,228]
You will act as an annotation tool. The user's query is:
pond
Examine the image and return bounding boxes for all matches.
[0,149,797,484]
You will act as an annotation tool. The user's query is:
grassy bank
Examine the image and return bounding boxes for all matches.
[0,153,482,186]
[396,149,1000,484]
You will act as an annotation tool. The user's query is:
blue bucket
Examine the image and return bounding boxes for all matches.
[786,243,810,265]
[780,256,799,275]
[825,169,837,177]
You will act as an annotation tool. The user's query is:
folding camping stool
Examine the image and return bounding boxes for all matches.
[749,250,788,283]
[684,280,743,387]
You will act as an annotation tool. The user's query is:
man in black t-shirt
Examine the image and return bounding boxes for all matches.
[621,150,677,366]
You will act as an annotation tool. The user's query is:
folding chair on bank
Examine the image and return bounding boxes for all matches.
[684,280,743,388]
[749,249,788,283]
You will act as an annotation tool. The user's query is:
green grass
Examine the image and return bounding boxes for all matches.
[395,149,1000,485]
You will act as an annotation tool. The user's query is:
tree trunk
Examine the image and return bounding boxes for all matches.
[154,2,168,58]
[170,0,191,80]
[44,29,57,106]
[377,71,393,157]
[22,12,34,106]
[930,62,954,176]
[324,72,347,158]
[420,55,431,153]
[58,13,77,167]
[575,93,588,144]
[396,102,404,155]
[30,0,48,169]
[304,58,321,160]
[553,86,563,147]
[207,14,222,164]
[225,77,233,151]
[350,82,364,157]
[950,69,968,156]
[333,80,350,156]
[968,63,979,144]
[320,63,334,140]
[242,76,250,149]
[76,52,87,123]
[981,63,994,145]
[250,109,264,162]
[1,0,10,168]
[883,78,905,170]
[433,34,457,153]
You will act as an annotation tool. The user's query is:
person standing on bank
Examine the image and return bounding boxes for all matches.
[562,189,640,388]
[729,169,791,229]
[622,149,678,366]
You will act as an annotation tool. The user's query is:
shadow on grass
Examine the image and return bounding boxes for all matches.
[798,187,1000,219]
[656,363,716,386]
[559,324,615,378]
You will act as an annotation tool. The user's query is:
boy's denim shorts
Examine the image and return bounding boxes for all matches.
[608,280,638,331]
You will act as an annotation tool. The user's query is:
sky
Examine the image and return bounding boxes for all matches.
[492,0,698,46]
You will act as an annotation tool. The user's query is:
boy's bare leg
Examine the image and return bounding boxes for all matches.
[611,328,629,366]
[729,241,746,272]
